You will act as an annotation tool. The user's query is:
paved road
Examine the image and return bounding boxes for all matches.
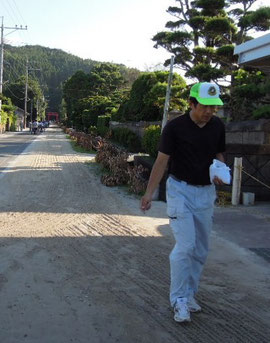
[0,127,269,343]
[0,130,35,172]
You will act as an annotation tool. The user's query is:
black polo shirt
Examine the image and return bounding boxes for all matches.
[159,113,225,185]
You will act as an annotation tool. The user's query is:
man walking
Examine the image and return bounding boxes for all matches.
[141,82,225,323]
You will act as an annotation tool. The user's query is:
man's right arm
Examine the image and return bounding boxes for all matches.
[140,152,170,212]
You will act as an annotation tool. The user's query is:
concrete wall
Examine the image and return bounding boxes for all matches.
[225,119,270,145]
[224,119,270,201]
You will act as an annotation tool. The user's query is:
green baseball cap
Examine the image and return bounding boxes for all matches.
[190,82,223,106]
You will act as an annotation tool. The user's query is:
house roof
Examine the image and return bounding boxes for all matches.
[234,32,270,74]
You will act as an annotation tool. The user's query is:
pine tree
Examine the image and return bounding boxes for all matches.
[153,0,270,82]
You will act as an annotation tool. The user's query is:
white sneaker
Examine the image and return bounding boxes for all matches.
[187,296,201,313]
[174,297,191,323]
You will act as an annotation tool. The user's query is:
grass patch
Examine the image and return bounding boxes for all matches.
[67,136,96,154]
[85,160,104,177]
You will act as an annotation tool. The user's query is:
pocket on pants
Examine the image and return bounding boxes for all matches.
[167,195,185,219]
[166,177,186,219]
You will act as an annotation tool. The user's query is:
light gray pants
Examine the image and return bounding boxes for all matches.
[166,176,216,307]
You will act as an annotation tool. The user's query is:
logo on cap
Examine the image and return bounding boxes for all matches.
[208,86,217,96]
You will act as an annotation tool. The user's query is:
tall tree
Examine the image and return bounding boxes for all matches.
[152,0,270,82]
[115,71,187,122]
[3,76,46,120]
[62,63,126,129]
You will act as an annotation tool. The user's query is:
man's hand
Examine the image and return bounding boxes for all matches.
[213,176,225,185]
[140,194,152,212]
[139,152,170,213]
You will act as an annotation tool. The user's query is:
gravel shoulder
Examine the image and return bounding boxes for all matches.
[0,127,269,343]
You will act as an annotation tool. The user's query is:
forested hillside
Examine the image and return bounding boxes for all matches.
[2,45,140,113]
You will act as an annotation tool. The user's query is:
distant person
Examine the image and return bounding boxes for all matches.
[140,82,226,323]
[20,120,24,131]
[32,120,38,134]
[38,121,43,133]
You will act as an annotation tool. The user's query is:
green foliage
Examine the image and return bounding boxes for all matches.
[111,127,141,152]
[9,123,17,132]
[63,63,127,130]
[186,63,224,81]
[239,7,270,31]
[3,45,97,114]
[252,105,270,119]
[110,107,120,121]
[97,115,111,137]
[88,126,98,135]
[116,71,187,122]
[3,45,140,116]
[230,69,270,121]
[142,125,161,157]
[89,63,125,96]
[205,17,233,34]
[81,95,112,128]
[153,0,270,121]
[153,0,270,84]
[4,76,46,120]
[0,96,16,130]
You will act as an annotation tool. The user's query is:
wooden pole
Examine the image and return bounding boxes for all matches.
[231,157,242,205]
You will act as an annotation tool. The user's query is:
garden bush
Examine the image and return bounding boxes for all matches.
[111,127,141,152]
[97,115,111,137]
[69,131,103,151]
[88,126,98,136]
[142,125,161,157]
[252,105,270,119]
[96,140,147,194]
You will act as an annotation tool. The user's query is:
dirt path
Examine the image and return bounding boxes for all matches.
[0,127,269,343]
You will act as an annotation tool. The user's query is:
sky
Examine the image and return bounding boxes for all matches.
[0,0,269,71]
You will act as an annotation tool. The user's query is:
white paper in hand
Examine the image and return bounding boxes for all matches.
[209,159,231,184]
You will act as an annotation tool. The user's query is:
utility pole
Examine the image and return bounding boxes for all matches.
[24,60,40,128]
[0,17,4,129]
[24,58,28,128]
[0,16,27,130]
[161,55,175,131]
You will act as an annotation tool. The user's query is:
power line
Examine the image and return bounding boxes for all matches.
[3,0,28,44]
[11,0,27,26]
[4,83,25,101]
[0,16,27,123]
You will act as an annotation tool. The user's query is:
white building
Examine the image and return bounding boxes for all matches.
[234,32,270,74]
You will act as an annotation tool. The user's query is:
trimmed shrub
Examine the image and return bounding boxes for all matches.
[111,127,141,152]
[97,115,111,137]
[96,141,129,185]
[252,105,270,119]
[142,125,161,157]
[69,131,103,151]
[95,140,147,193]
[88,126,98,135]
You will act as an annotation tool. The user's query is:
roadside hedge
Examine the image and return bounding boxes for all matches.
[97,115,111,137]
[111,127,141,152]
[142,125,161,157]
